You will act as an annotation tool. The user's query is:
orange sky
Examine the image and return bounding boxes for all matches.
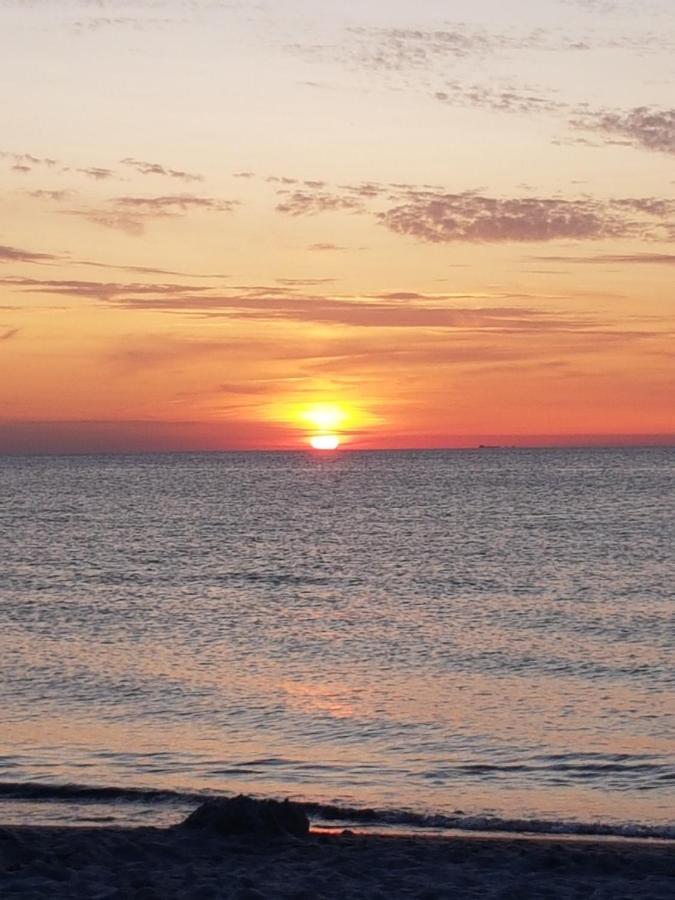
[1,0,673,451]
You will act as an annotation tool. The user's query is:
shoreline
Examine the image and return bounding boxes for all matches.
[2,821,673,899]
[312,824,675,847]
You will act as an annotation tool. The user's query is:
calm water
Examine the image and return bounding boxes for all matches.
[1,450,673,837]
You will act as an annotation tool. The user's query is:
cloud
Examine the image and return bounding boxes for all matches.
[76,166,116,180]
[5,272,582,331]
[561,0,661,13]
[73,259,229,279]
[276,190,363,215]
[64,194,239,234]
[265,173,675,244]
[64,209,146,236]
[0,151,58,171]
[434,82,564,115]
[572,106,675,155]
[0,276,214,302]
[307,242,347,251]
[104,335,240,372]
[530,253,675,265]
[89,286,613,333]
[0,327,20,341]
[27,189,75,201]
[338,182,390,199]
[0,244,59,264]
[120,157,203,182]
[113,194,237,213]
[71,16,176,33]
[378,190,674,243]
[287,23,657,78]
[3,149,204,185]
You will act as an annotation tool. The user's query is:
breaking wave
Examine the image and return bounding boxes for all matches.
[1,781,673,841]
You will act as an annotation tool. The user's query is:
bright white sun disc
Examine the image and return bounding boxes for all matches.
[310,435,340,450]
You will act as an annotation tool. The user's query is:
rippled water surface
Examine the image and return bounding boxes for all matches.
[1,450,673,834]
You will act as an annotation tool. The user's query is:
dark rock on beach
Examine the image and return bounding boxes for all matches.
[180,795,310,839]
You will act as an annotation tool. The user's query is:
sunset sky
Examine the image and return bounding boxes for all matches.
[1,0,674,451]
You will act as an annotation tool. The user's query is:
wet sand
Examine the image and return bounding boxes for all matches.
[1,823,673,899]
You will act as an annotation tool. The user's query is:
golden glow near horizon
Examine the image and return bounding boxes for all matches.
[0,1,674,452]
[301,404,348,432]
[268,400,378,448]
[301,405,348,450]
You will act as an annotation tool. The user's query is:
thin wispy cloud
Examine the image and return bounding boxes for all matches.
[3,272,600,331]
[2,149,204,185]
[289,25,596,74]
[0,151,58,170]
[434,83,564,115]
[287,22,673,80]
[0,327,20,341]
[113,195,238,214]
[27,189,76,201]
[0,276,214,302]
[120,157,204,182]
[73,259,230,279]
[276,191,363,216]
[63,209,147,236]
[76,166,116,180]
[71,16,176,33]
[0,244,59,264]
[69,285,627,335]
[307,243,349,252]
[530,253,675,265]
[64,194,239,234]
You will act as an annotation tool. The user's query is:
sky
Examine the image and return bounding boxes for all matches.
[1,0,674,451]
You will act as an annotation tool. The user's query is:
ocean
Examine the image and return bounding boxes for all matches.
[1,449,673,839]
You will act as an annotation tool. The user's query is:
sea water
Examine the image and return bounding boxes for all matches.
[1,449,673,836]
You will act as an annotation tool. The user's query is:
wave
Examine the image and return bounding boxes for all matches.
[0,781,205,805]
[0,781,673,841]
[305,802,675,841]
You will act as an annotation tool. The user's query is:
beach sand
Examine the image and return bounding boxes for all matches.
[1,822,673,899]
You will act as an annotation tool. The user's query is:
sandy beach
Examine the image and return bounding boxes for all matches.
[1,819,673,899]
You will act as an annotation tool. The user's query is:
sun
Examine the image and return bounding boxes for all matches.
[310,434,340,450]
